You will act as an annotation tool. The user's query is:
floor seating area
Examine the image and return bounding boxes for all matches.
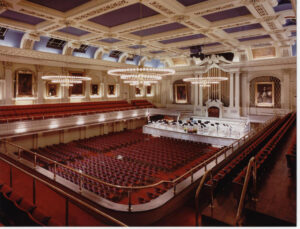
[0,182,60,226]
[22,129,221,205]
[131,100,155,108]
[20,130,147,168]
[0,101,136,123]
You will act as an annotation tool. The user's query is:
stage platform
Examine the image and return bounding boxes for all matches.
[143,116,250,147]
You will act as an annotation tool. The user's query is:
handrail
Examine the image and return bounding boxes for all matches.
[0,115,277,209]
[0,156,127,226]
[195,169,212,226]
[235,157,257,226]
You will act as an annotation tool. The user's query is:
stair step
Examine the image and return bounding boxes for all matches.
[201,188,238,226]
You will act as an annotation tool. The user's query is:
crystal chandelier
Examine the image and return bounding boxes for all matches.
[42,75,91,87]
[107,0,175,85]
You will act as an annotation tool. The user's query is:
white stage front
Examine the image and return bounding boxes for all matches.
[143,116,250,147]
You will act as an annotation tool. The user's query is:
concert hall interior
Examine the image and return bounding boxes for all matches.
[0,0,297,227]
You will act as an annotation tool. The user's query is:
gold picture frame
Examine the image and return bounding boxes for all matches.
[46,82,58,97]
[91,84,99,95]
[108,84,116,96]
[175,84,187,103]
[69,71,84,96]
[255,82,274,107]
[16,70,34,97]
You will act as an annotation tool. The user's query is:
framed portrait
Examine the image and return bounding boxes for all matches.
[16,70,34,97]
[135,87,141,95]
[255,82,274,107]
[108,84,115,95]
[146,86,152,95]
[69,71,84,96]
[175,84,187,103]
[47,83,58,97]
[91,84,99,95]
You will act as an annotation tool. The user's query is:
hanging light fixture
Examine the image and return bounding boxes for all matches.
[107,0,175,85]
[183,55,228,86]
[42,75,91,87]
[41,22,91,87]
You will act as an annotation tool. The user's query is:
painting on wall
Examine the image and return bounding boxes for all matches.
[146,85,152,95]
[69,72,84,95]
[175,84,187,103]
[91,84,99,95]
[108,84,115,95]
[255,82,274,107]
[17,71,33,96]
[47,83,58,97]
[135,87,141,95]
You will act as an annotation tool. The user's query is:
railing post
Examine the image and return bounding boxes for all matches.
[173,182,177,195]
[79,171,82,193]
[128,188,132,212]
[34,153,37,168]
[209,171,214,208]
[252,162,258,202]
[215,155,218,164]
[18,148,21,160]
[65,198,69,226]
[204,163,207,172]
[224,149,227,158]
[191,171,194,183]
[33,178,36,204]
[54,163,57,180]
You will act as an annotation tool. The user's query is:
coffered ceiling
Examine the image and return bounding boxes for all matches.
[0,0,296,66]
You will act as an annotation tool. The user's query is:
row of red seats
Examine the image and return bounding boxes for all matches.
[131,100,155,108]
[233,112,296,188]
[286,129,296,173]
[0,100,136,123]
[204,114,290,191]
[43,132,218,204]
[0,182,60,226]
[76,131,147,153]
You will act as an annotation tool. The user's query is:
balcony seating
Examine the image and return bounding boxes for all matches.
[0,100,136,123]
[204,113,293,194]
[131,100,155,108]
[232,113,296,192]
[286,129,296,175]
[0,182,61,226]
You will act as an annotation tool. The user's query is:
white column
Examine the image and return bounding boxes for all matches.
[194,84,198,106]
[235,72,240,108]
[199,86,203,107]
[4,66,13,104]
[229,72,234,107]
[37,71,44,104]
[85,80,91,101]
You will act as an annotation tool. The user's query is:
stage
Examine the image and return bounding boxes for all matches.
[143,116,250,147]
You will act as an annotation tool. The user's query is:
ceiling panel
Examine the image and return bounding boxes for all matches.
[89,3,158,27]
[26,0,91,12]
[132,22,186,37]
[0,10,45,25]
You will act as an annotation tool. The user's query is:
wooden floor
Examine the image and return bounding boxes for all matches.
[246,125,296,225]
